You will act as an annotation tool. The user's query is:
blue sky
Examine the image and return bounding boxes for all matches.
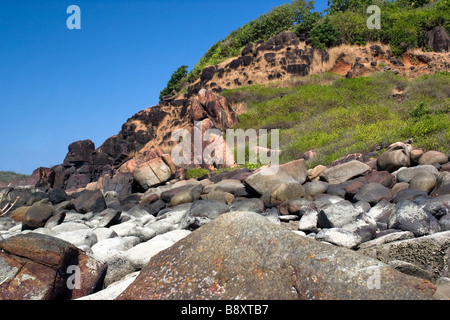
[0,0,328,175]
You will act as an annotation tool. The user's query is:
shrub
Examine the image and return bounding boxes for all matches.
[308,18,341,49]
[409,102,433,120]
[295,11,321,36]
[159,65,188,100]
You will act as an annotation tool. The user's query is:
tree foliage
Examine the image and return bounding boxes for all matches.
[159,65,188,100]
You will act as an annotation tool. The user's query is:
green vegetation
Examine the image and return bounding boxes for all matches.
[186,168,209,180]
[307,17,341,49]
[222,71,450,168]
[0,171,29,183]
[183,0,449,84]
[159,65,189,101]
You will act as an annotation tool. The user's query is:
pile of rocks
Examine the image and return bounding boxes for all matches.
[1,141,450,299]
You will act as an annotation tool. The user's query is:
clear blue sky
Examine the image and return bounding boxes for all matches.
[0,0,328,175]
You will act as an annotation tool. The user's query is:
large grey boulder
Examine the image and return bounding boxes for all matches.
[179,200,230,230]
[418,150,448,165]
[118,211,435,300]
[317,200,361,228]
[161,182,202,207]
[320,160,371,184]
[388,200,440,237]
[244,159,308,196]
[359,230,450,282]
[395,165,440,183]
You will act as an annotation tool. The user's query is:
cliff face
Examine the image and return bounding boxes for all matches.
[186,31,449,96]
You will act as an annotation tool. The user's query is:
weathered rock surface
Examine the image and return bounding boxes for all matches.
[22,199,54,231]
[244,159,308,195]
[320,160,371,184]
[0,233,106,300]
[118,211,435,300]
[359,231,450,282]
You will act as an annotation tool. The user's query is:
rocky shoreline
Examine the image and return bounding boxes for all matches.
[1,141,450,300]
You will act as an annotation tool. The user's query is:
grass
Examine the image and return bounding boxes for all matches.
[222,71,450,169]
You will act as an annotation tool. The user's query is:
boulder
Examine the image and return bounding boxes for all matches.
[392,188,429,204]
[360,230,450,282]
[69,252,107,300]
[133,156,175,191]
[353,183,393,206]
[0,233,106,300]
[432,184,450,197]
[179,200,230,230]
[298,203,319,233]
[317,200,361,228]
[342,218,377,243]
[244,159,308,196]
[358,231,415,250]
[304,181,329,196]
[72,189,106,214]
[170,183,203,207]
[270,183,305,205]
[388,200,440,237]
[366,200,395,224]
[229,198,264,213]
[203,179,247,197]
[22,199,54,231]
[94,208,122,228]
[102,172,134,200]
[377,142,411,172]
[308,165,327,181]
[204,190,234,205]
[391,182,410,195]
[418,150,448,165]
[8,206,30,222]
[320,160,371,184]
[55,229,98,248]
[0,217,15,231]
[278,198,311,216]
[161,182,202,203]
[410,148,424,164]
[363,170,393,187]
[388,260,434,281]
[109,222,156,242]
[118,211,435,300]
[409,171,437,192]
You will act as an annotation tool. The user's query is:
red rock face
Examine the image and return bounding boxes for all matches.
[49,89,239,192]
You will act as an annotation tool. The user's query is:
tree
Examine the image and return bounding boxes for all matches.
[308,18,341,49]
[326,0,373,13]
[159,65,189,101]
